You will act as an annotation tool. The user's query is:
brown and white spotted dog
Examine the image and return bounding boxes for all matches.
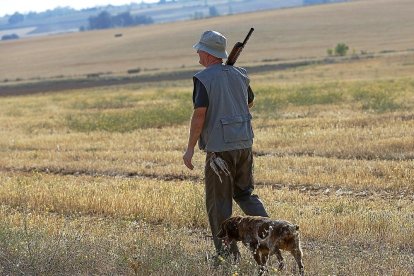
[217,216,304,275]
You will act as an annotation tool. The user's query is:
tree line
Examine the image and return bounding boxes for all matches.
[85,11,153,30]
[6,9,154,32]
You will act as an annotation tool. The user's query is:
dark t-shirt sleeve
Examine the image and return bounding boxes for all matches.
[193,77,255,108]
[193,77,209,109]
[248,86,254,104]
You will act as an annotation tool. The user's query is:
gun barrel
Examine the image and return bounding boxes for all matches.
[242,28,254,46]
[226,28,254,66]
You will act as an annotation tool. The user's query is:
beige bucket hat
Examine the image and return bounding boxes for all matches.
[193,30,228,59]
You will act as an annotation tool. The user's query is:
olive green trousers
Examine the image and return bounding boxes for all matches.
[205,148,268,255]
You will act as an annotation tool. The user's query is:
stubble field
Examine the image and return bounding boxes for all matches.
[1,52,413,274]
[1,0,414,275]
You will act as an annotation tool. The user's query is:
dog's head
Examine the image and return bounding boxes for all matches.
[274,222,300,238]
[271,222,302,251]
[217,216,243,245]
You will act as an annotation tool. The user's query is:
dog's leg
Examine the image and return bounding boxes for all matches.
[258,266,268,276]
[290,248,304,276]
[253,247,269,276]
[274,248,285,270]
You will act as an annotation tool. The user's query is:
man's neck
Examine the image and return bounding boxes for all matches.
[205,59,223,67]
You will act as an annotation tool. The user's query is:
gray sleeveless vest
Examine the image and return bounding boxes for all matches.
[194,63,254,152]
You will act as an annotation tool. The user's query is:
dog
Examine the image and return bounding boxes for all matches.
[217,216,304,275]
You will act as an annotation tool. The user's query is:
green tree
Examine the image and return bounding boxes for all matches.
[335,43,349,56]
[112,12,135,27]
[88,11,112,30]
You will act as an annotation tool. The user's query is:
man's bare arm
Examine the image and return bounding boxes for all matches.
[183,107,207,170]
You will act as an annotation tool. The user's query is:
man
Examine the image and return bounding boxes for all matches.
[183,30,268,261]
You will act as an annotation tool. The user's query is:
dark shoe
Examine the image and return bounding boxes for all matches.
[218,248,241,265]
[207,250,241,268]
[205,252,226,268]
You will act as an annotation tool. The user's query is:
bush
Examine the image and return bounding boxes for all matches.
[327,48,333,56]
[335,43,349,56]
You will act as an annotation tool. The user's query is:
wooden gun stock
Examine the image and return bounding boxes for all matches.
[226,28,254,66]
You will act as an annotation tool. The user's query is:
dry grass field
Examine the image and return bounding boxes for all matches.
[1,0,414,275]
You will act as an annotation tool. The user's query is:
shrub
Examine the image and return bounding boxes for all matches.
[335,43,349,56]
[327,48,333,56]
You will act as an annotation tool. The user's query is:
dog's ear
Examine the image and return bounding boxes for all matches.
[228,219,240,239]
[217,223,227,239]
[280,224,292,235]
[221,217,240,240]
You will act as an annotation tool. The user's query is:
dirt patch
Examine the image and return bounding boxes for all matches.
[0,71,197,97]
[1,165,412,201]
[0,57,359,97]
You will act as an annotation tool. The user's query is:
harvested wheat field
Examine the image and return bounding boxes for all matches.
[0,0,413,275]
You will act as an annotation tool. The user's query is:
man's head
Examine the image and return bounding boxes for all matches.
[193,30,228,60]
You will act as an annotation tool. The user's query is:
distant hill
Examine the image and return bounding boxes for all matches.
[0,0,344,38]
[1,0,413,83]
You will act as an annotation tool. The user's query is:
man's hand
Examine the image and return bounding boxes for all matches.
[183,147,195,170]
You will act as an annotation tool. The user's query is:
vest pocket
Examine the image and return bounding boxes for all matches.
[220,114,254,143]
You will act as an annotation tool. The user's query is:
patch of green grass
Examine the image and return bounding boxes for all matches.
[252,79,411,116]
[287,86,343,106]
[71,95,137,110]
[252,83,344,116]
[352,88,401,112]
[253,86,286,116]
[66,88,193,132]
[66,104,192,132]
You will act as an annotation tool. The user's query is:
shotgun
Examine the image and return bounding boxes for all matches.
[226,27,254,66]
